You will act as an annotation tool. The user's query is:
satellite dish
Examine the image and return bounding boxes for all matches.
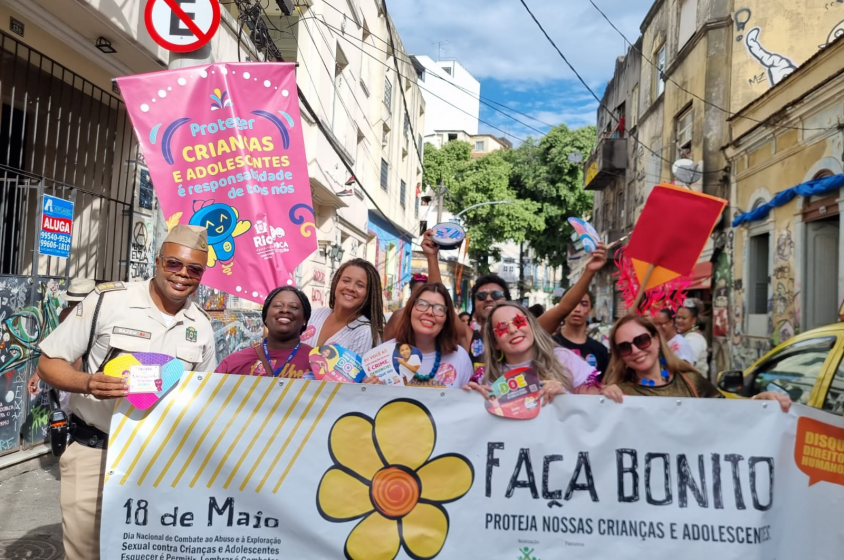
[672,158,701,186]
[567,152,584,164]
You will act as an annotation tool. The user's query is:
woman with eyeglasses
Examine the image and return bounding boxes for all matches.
[466,302,601,405]
[600,315,791,411]
[367,283,473,388]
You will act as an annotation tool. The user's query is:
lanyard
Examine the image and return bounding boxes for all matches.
[262,338,301,378]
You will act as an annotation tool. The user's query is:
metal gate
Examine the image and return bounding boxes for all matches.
[0,30,140,455]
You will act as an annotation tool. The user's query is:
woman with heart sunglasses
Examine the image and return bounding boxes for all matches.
[464,302,601,405]
[601,315,791,412]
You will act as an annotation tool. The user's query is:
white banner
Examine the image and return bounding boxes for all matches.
[102,374,844,560]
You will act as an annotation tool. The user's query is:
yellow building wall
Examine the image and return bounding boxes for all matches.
[731,136,837,368]
[730,2,844,110]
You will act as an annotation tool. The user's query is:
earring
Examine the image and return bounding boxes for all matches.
[497,350,504,362]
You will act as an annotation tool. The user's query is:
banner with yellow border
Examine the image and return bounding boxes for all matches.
[102,374,844,560]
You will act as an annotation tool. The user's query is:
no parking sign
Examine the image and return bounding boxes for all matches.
[144,0,221,53]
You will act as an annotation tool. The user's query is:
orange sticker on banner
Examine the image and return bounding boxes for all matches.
[794,416,844,487]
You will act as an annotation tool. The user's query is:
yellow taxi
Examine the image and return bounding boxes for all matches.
[716,323,844,415]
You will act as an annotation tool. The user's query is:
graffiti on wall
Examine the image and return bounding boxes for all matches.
[744,28,797,86]
[130,214,155,282]
[208,310,264,364]
[194,285,227,311]
[0,278,66,452]
[770,226,800,347]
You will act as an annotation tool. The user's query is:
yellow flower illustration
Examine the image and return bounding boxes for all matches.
[317,399,474,560]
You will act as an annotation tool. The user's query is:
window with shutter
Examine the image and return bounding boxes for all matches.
[749,234,770,314]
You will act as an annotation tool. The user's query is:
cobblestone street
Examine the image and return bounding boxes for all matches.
[0,455,62,560]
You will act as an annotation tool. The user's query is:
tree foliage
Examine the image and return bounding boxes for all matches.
[423,142,542,270]
[506,124,596,269]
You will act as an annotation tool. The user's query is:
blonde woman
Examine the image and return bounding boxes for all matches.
[600,315,790,412]
[465,302,600,405]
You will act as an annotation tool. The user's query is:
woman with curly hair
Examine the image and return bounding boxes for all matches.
[600,315,790,412]
[466,302,601,405]
[302,258,384,356]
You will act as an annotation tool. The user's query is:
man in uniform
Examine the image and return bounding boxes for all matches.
[37,224,217,560]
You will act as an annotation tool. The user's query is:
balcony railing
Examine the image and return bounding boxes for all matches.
[584,136,628,191]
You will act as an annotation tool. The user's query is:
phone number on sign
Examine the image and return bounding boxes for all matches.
[39,233,70,251]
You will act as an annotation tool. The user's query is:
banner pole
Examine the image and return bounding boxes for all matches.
[630,264,655,313]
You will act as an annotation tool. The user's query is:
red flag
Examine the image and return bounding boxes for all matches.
[625,184,726,291]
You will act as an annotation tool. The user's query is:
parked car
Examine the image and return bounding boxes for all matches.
[717,324,844,415]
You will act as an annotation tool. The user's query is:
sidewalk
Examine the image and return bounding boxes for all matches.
[0,454,63,560]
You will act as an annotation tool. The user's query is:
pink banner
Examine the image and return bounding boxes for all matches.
[117,63,316,304]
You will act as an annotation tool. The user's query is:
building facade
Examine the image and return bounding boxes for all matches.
[724,36,844,372]
[588,0,844,372]
[411,55,480,136]
[266,0,425,310]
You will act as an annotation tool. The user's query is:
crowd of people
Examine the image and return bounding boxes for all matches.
[35,224,791,560]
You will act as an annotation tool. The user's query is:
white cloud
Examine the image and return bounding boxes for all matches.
[387,0,652,84]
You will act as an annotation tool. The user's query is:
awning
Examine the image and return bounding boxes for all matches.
[687,261,712,290]
[732,173,844,227]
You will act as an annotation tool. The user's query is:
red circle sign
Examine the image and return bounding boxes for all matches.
[144,0,221,53]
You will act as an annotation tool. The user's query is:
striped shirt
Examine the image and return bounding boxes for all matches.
[302,307,378,356]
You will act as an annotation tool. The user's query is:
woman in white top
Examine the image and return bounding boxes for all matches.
[674,299,709,378]
[302,258,384,356]
[368,283,473,388]
[653,308,696,364]
[468,302,601,405]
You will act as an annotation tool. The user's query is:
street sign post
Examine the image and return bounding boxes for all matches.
[39,194,74,258]
[144,0,221,53]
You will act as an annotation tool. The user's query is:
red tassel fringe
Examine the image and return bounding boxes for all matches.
[613,247,691,316]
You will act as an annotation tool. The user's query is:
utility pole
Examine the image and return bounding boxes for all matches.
[518,241,525,303]
[436,179,445,224]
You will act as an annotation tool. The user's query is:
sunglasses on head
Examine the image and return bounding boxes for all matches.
[475,290,506,302]
[616,333,654,357]
[160,257,205,280]
[493,313,528,337]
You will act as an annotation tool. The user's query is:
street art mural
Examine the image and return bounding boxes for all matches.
[208,310,264,364]
[0,277,67,453]
[194,285,228,311]
[733,4,844,107]
[130,214,156,282]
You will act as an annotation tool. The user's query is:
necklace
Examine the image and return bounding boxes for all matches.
[263,338,301,377]
[414,348,442,381]
[639,369,670,387]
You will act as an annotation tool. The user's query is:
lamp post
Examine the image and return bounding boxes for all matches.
[325,242,345,276]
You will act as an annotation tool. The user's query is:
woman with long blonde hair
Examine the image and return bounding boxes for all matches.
[465,302,600,405]
[601,315,790,411]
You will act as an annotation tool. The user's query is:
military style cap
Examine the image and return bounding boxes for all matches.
[162,224,208,252]
[59,278,96,302]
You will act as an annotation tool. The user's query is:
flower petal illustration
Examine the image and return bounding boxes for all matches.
[330,413,383,480]
[317,468,373,522]
[401,503,448,559]
[374,400,435,470]
[417,454,474,503]
[345,512,400,560]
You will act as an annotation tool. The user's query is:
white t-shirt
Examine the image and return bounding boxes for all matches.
[684,330,709,376]
[667,333,696,364]
[303,306,377,356]
[500,347,599,390]
[385,338,474,389]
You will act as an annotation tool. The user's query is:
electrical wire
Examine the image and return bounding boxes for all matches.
[317,1,553,134]
[517,0,727,177]
[587,0,834,133]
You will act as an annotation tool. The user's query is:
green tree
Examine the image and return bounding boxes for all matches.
[423,142,542,271]
[506,124,596,271]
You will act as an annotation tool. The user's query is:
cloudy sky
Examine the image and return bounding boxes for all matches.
[388,0,653,142]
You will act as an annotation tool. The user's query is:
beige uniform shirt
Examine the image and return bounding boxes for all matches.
[39,279,217,433]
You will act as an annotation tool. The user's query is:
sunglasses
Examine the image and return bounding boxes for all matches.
[160,257,205,280]
[616,333,654,357]
[493,313,528,337]
[475,290,506,302]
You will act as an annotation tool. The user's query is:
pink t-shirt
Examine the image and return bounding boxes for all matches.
[501,347,600,389]
[215,343,313,378]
